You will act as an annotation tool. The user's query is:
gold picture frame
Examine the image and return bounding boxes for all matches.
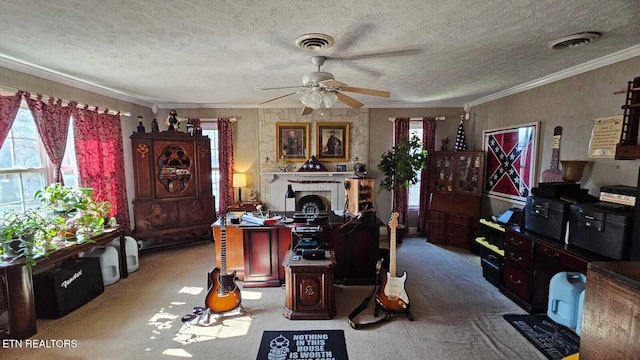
[316,122,349,162]
[276,122,310,160]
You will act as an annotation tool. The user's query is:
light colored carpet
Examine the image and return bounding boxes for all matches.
[1,237,545,360]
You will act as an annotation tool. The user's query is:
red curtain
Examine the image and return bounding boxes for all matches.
[72,107,130,231]
[417,117,436,233]
[217,118,235,212]
[26,93,76,184]
[393,118,410,225]
[0,91,23,148]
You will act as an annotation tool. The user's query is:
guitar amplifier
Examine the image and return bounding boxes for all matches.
[33,257,104,319]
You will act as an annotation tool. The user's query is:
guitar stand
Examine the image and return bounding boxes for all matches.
[373,302,414,322]
[183,306,245,327]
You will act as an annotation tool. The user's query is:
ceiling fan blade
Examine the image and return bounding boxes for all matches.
[300,107,313,116]
[257,85,303,91]
[325,48,423,61]
[340,86,390,98]
[336,91,363,108]
[257,91,298,105]
[320,79,348,88]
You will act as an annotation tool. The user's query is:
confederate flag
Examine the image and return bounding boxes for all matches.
[485,127,534,199]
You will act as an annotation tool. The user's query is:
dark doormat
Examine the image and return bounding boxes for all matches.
[504,314,580,360]
[257,330,348,360]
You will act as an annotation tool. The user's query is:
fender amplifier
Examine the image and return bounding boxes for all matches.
[33,257,104,319]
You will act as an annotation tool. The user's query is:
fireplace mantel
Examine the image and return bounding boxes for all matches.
[261,172,352,211]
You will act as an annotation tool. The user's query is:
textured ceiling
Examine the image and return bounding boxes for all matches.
[0,0,639,110]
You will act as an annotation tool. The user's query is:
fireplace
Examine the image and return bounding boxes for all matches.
[262,172,352,212]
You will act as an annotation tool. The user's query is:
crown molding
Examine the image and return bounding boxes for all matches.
[155,100,464,109]
[0,54,154,108]
[466,45,640,108]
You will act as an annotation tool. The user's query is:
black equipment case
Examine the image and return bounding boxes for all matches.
[524,196,570,242]
[568,203,635,260]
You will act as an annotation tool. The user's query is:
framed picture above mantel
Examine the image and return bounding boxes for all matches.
[276,122,310,161]
[316,122,349,162]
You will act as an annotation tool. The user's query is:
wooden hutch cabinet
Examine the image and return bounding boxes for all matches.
[427,151,484,249]
[130,132,217,249]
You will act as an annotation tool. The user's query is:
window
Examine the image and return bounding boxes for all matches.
[0,106,78,213]
[408,121,423,208]
[200,122,220,212]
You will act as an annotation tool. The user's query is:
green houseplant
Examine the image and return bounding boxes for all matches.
[1,208,64,267]
[378,135,428,241]
[1,184,112,266]
[35,184,111,241]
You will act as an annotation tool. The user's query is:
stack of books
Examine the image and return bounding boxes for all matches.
[599,185,636,206]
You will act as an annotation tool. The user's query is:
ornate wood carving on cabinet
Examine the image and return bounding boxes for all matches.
[130,132,216,250]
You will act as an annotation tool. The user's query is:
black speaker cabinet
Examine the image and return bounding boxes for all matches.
[33,257,104,319]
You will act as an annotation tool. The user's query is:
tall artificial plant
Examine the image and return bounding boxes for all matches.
[378,135,428,193]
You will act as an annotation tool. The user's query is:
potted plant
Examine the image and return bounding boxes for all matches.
[378,135,428,243]
[35,184,111,241]
[35,183,93,215]
[0,208,64,267]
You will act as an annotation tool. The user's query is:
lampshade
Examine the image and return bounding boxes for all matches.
[285,184,296,198]
[233,173,247,188]
[300,89,323,109]
[322,91,338,108]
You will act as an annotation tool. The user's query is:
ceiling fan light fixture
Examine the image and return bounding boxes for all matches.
[301,89,323,109]
[323,91,338,108]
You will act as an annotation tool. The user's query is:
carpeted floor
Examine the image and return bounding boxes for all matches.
[1,236,547,359]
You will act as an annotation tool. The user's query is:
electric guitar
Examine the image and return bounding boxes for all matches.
[205,215,242,313]
[376,212,411,315]
[541,126,564,182]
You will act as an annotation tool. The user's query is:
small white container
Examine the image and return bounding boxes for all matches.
[81,246,120,286]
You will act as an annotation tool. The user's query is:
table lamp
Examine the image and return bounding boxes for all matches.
[283,184,296,221]
[233,173,247,204]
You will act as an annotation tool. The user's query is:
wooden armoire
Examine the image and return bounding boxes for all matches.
[130,131,217,249]
[427,151,484,249]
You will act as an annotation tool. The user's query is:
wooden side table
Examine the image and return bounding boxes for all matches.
[282,250,336,320]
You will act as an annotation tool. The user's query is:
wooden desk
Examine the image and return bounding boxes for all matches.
[213,221,290,286]
[0,227,127,339]
[282,250,336,320]
[212,213,382,286]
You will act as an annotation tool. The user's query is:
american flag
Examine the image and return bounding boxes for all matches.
[454,121,467,151]
[485,127,534,199]
[297,155,329,172]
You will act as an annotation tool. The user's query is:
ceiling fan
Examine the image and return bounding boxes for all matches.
[258,56,390,115]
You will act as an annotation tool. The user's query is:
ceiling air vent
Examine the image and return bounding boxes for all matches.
[547,32,601,50]
[295,33,335,51]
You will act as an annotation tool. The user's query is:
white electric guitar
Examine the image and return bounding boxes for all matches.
[375,212,412,319]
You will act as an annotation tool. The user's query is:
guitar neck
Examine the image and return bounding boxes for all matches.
[550,134,561,170]
[550,148,560,170]
[389,228,397,278]
[220,222,227,275]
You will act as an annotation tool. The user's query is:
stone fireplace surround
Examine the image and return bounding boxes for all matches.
[262,172,352,212]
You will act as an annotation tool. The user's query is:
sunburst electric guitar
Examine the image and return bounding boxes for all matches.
[375,212,413,320]
[205,215,242,313]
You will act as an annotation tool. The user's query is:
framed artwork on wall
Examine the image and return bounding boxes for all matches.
[316,122,350,162]
[483,122,539,202]
[276,122,310,160]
